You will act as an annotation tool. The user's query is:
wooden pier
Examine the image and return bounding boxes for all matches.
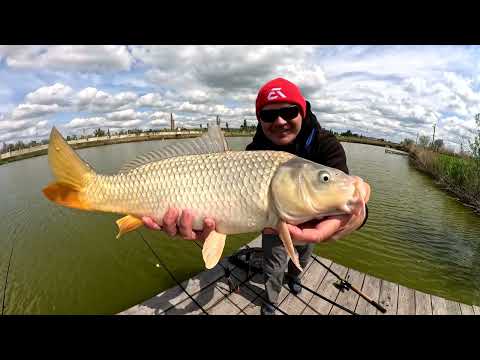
[385,148,409,156]
[119,236,480,315]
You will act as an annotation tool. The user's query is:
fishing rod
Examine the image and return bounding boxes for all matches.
[191,240,290,315]
[139,231,209,315]
[1,239,15,315]
[229,247,323,315]
[311,256,387,313]
[241,244,358,315]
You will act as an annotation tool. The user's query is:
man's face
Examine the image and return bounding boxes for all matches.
[259,102,302,146]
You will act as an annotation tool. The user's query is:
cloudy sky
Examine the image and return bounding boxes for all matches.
[1,45,479,151]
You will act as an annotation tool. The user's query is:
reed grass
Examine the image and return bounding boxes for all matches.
[409,146,480,211]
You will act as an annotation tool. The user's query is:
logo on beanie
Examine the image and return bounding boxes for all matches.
[267,88,287,101]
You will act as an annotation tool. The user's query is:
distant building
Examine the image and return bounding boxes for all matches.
[170,113,175,130]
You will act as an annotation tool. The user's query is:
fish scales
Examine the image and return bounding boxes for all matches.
[84,150,295,234]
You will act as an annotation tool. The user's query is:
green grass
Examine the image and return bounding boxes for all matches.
[410,147,480,210]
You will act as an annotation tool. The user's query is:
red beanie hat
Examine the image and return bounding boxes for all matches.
[255,77,307,120]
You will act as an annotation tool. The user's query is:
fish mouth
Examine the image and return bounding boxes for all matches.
[341,176,365,215]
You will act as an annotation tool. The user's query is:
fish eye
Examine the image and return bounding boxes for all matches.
[319,172,330,183]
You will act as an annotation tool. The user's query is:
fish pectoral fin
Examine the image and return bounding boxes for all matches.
[116,215,144,239]
[201,231,226,269]
[277,220,303,272]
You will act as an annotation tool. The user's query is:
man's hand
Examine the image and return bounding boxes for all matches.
[142,208,216,242]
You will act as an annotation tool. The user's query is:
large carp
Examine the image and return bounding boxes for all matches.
[42,125,365,271]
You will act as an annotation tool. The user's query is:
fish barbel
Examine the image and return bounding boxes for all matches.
[42,126,365,270]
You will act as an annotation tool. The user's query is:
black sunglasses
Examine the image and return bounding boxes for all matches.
[259,105,300,123]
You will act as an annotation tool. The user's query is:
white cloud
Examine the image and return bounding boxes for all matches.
[25,83,73,105]
[105,109,145,122]
[149,111,170,119]
[149,119,169,126]
[0,45,133,72]
[443,72,480,104]
[64,116,143,130]
[136,93,165,108]
[0,116,50,143]
[12,103,60,119]
[0,119,31,131]
[74,87,138,112]
[2,45,480,151]
[64,117,106,129]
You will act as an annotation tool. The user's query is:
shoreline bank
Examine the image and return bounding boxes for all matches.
[0,132,404,166]
[0,132,254,165]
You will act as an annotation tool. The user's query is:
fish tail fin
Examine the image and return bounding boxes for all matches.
[42,127,95,211]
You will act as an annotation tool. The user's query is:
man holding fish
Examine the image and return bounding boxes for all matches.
[141,78,370,315]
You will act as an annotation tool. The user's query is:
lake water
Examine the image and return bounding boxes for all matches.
[1,137,479,314]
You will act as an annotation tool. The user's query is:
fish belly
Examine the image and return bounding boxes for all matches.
[84,151,295,234]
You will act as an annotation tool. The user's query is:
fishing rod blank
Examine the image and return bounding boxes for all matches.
[311,256,387,313]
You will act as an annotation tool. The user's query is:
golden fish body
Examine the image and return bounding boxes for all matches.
[42,125,361,270]
[86,150,295,234]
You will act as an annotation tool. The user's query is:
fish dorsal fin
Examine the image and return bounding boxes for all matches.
[118,124,229,174]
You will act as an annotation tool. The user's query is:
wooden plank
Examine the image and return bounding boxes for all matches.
[279,258,332,315]
[303,262,348,315]
[428,294,461,315]
[195,282,235,312]
[241,280,293,315]
[119,284,185,315]
[240,283,290,315]
[180,260,228,296]
[431,295,449,315]
[330,268,365,315]
[377,279,399,315]
[164,297,204,315]
[119,252,254,315]
[242,302,262,315]
[121,259,229,314]
[164,281,232,315]
[208,297,242,315]
[397,285,415,315]
[229,266,265,297]
[445,299,461,315]
[225,283,259,311]
[415,290,433,315]
[272,286,291,314]
[459,303,475,315]
[214,270,259,311]
[355,274,381,315]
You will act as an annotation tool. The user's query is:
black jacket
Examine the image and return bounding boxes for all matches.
[246,101,368,227]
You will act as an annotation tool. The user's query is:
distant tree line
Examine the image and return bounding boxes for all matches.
[402,136,445,152]
[334,129,386,142]
[1,139,49,154]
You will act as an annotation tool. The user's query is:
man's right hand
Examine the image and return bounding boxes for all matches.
[142,208,216,242]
